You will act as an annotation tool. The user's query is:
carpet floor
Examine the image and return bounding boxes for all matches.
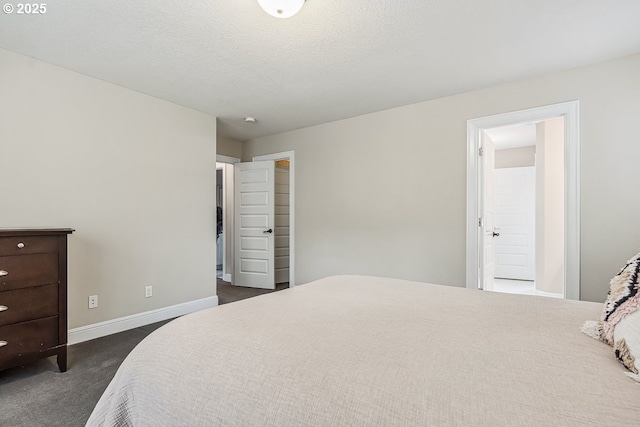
[0,279,288,426]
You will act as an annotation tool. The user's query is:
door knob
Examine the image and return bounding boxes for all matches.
[492,231,500,237]
[263,229,273,234]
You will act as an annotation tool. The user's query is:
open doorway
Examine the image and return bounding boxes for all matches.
[216,154,291,302]
[216,155,240,283]
[252,151,295,288]
[483,119,564,298]
[216,166,224,279]
[466,101,580,300]
[228,151,295,290]
[273,159,291,285]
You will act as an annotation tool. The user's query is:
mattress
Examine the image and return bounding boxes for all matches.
[86,275,640,426]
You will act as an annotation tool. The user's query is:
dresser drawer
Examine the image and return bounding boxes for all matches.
[0,284,58,327]
[0,316,59,366]
[0,236,59,257]
[0,253,58,291]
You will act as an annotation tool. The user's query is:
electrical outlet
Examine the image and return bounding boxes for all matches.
[145,286,153,298]
[88,295,98,309]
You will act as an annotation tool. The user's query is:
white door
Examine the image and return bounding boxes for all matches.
[233,161,275,289]
[480,133,497,291]
[494,167,535,280]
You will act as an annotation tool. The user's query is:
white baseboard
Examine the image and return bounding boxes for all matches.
[222,273,232,282]
[68,295,218,345]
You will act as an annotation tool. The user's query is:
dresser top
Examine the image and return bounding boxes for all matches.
[0,228,75,236]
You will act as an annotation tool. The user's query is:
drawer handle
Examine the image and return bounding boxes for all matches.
[0,341,6,348]
[17,242,25,249]
[0,306,7,312]
[0,270,7,277]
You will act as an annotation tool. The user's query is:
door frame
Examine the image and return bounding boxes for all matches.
[216,155,240,283]
[466,101,580,299]
[253,151,295,287]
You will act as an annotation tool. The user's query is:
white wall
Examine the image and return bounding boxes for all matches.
[217,134,242,159]
[495,146,536,168]
[243,52,640,302]
[535,118,565,294]
[0,49,218,328]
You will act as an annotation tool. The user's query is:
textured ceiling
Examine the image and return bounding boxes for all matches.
[1,1,640,141]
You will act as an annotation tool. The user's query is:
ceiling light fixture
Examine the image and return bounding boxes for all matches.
[245,117,257,123]
[257,0,305,18]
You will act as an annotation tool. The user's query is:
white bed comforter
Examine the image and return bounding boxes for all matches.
[87,275,640,426]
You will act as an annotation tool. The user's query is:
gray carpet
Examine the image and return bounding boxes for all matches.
[0,279,287,426]
[217,280,289,304]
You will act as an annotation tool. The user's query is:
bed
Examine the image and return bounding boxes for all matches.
[86,275,640,426]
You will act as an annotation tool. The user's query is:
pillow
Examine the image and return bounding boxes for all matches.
[582,251,640,381]
[614,310,640,380]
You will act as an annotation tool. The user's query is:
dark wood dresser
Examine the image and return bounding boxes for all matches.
[0,228,74,372]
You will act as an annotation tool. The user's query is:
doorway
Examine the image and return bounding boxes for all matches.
[483,120,563,298]
[251,151,295,288]
[216,155,241,283]
[228,151,295,289]
[466,101,580,299]
[216,166,223,279]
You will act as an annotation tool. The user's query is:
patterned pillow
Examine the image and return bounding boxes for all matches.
[614,310,640,380]
[582,251,640,381]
